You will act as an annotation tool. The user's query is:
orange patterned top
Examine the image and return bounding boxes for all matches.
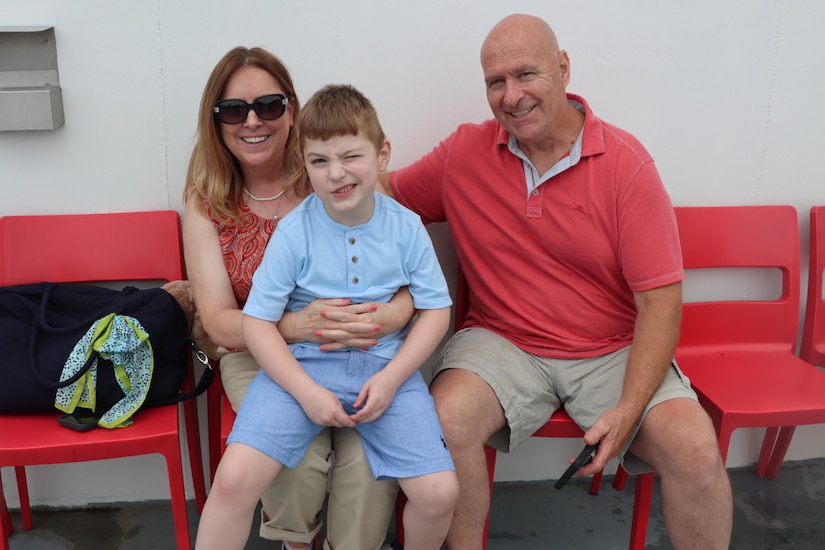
[204,200,277,307]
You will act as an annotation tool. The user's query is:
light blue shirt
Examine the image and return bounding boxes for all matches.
[244,193,451,359]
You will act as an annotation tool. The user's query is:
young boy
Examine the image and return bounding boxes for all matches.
[195,84,458,550]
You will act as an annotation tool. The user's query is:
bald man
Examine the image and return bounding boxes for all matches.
[380,13,732,550]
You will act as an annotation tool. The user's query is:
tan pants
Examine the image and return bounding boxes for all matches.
[220,352,399,550]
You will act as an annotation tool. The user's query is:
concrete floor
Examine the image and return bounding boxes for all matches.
[5,460,825,549]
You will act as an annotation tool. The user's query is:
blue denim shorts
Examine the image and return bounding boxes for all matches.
[228,345,454,480]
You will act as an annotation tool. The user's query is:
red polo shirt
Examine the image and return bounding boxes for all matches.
[391,94,683,359]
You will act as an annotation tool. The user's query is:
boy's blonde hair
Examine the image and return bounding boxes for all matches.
[297,84,386,153]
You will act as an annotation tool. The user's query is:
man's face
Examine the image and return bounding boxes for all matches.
[481,34,570,148]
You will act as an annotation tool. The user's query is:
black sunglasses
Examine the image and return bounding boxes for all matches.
[213,93,289,124]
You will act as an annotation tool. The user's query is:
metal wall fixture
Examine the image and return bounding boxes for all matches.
[0,26,64,131]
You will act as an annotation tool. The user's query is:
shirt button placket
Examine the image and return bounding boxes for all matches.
[347,234,362,289]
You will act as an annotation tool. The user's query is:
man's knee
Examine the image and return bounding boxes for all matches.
[430,369,505,446]
[636,398,724,474]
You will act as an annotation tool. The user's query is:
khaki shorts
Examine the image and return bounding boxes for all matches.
[433,328,697,473]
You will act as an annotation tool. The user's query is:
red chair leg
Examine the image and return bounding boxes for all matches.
[182,395,207,513]
[1,478,13,550]
[613,463,630,490]
[765,426,796,480]
[589,469,603,495]
[394,490,408,545]
[163,448,192,550]
[13,467,31,531]
[628,472,654,550]
[207,364,223,483]
[482,444,498,549]
[756,427,779,477]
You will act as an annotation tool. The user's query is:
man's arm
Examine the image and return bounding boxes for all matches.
[581,281,682,472]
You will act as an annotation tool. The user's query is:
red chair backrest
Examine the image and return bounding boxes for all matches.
[674,205,800,354]
[0,211,184,285]
[800,206,825,367]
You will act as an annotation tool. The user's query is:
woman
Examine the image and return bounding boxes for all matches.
[182,47,413,550]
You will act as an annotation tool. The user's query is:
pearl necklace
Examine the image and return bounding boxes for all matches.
[243,187,286,202]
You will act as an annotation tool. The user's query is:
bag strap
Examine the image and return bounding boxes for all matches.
[28,283,102,389]
[146,339,216,406]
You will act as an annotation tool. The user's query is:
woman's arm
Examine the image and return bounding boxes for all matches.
[279,287,415,351]
[182,199,247,350]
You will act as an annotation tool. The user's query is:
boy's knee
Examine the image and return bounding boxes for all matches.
[213,460,263,501]
[404,471,459,515]
[425,472,460,514]
[443,473,460,509]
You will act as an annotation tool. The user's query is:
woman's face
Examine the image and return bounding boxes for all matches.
[218,66,293,173]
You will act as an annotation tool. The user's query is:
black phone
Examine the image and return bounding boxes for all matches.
[554,442,599,490]
[58,411,100,432]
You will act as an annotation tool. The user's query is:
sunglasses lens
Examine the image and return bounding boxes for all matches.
[254,95,287,120]
[216,100,249,124]
[214,95,287,124]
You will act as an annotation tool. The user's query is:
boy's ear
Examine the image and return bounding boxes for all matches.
[378,139,391,172]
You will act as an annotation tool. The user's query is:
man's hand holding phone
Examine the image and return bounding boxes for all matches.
[555,442,600,490]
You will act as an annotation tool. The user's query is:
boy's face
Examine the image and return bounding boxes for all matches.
[303,132,391,226]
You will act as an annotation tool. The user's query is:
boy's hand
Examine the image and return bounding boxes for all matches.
[298,385,356,428]
[350,371,400,423]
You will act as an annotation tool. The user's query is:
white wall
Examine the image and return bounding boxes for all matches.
[2,0,824,507]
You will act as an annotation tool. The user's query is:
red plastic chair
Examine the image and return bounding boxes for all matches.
[765,206,825,478]
[219,387,236,452]
[801,205,825,369]
[674,205,825,480]
[394,266,654,549]
[206,361,236,481]
[0,211,206,550]
[205,359,235,477]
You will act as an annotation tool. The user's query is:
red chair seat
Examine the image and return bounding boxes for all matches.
[680,350,825,423]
